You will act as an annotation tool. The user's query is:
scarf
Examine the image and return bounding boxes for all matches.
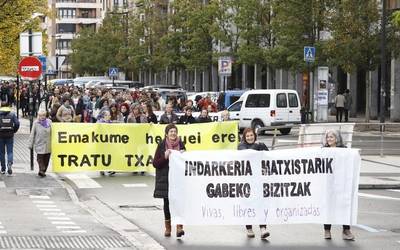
[38,118,51,128]
[165,137,180,150]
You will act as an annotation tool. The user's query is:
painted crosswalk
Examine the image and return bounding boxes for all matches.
[30,195,86,234]
[0,222,6,234]
[65,174,102,189]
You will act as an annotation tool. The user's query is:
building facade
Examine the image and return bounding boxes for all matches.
[47,0,114,78]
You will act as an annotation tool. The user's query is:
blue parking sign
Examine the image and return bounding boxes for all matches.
[109,67,119,77]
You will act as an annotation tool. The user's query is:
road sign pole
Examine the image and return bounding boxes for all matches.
[44,75,48,113]
[16,75,20,119]
[28,29,34,171]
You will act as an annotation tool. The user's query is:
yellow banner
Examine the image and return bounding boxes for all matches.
[51,121,238,172]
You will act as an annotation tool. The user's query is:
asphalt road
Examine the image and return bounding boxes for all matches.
[63,173,400,250]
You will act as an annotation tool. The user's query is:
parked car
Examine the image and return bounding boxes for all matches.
[49,79,74,87]
[73,76,108,87]
[226,89,301,135]
[217,90,246,110]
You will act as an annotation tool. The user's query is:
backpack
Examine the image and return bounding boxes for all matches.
[0,113,15,137]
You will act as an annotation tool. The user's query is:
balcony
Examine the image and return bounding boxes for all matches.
[56,17,101,24]
[55,1,101,9]
[55,33,75,40]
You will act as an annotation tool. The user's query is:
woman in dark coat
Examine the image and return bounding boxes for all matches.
[238,128,270,239]
[153,124,186,238]
[322,129,355,241]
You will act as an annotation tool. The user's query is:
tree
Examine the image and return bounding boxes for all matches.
[70,12,125,75]
[0,0,47,75]
[325,0,380,73]
[267,0,333,72]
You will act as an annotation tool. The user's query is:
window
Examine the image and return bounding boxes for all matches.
[58,9,76,18]
[276,93,288,108]
[228,101,242,112]
[288,93,299,107]
[57,24,76,33]
[245,94,270,108]
[57,40,71,50]
[114,0,119,6]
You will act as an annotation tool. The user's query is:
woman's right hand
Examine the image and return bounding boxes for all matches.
[164,149,171,159]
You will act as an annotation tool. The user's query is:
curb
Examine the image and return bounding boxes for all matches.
[51,173,165,250]
[359,184,400,189]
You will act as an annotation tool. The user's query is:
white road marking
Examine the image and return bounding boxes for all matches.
[29,195,50,199]
[51,221,76,225]
[0,226,4,229]
[397,241,400,244]
[62,230,86,233]
[47,217,71,221]
[354,224,380,233]
[44,212,66,216]
[122,183,148,188]
[36,204,57,208]
[56,226,81,229]
[39,208,61,212]
[358,192,400,201]
[0,182,5,188]
[32,200,54,204]
[387,189,400,193]
[65,174,102,189]
[0,231,6,234]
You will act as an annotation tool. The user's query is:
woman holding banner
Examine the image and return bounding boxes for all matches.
[97,111,115,176]
[153,124,186,238]
[28,110,51,177]
[238,128,270,239]
[322,130,355,240]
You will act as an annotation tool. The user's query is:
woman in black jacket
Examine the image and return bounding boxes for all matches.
[153,124,186,238]
[238,128,270,239]
[322,129,355,241]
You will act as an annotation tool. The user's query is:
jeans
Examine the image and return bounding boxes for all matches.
[0,137,13,171]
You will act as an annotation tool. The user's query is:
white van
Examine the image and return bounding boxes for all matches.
[227,89,301,135]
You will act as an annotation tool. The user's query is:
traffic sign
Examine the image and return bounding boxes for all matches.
[18,56,42,79]
[38,55,46,74]
[304,46,316,62]
[218,57,232,76]
[109,67,119,77]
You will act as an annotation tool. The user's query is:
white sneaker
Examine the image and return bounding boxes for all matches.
[260,227,270,239]
[247,228,255,238]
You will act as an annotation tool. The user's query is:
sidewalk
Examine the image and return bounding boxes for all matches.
[15,116,400,190]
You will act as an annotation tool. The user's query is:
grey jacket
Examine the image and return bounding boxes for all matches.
[28,119,51,154]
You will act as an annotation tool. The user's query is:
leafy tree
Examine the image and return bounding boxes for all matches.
[70,12,125,75]
[325,0,380,72]
[0,0,47,75]
[268,0,332,72]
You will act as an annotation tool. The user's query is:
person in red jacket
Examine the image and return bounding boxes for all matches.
[153,124,186,238]
[197,95,217,112]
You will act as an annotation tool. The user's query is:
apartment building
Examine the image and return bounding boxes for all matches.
[47,0,107,78]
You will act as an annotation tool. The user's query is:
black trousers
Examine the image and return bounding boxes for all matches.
[163,198,171,220]
[324,224,350,230]
[344,109,349,122]
[336,107,344,122]
[37,153,51,173]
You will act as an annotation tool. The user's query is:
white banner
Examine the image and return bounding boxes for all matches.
[169,147,360,225]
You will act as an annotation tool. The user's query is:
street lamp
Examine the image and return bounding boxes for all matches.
[380,0,387,127]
